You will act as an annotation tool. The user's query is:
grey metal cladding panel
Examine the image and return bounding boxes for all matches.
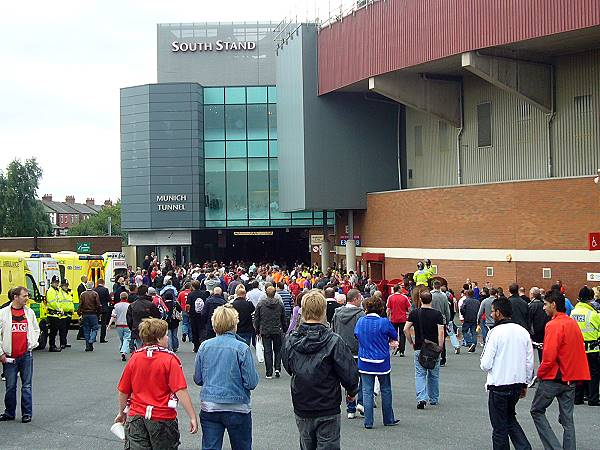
[121,94,151,107]
[552,50,600,178]
[122,122,150,133]
[121,149,150,162]
[405,108,458,189]
[121,85,150,97]
[157,22,277,86]
[147,111,193,121]
[149,102,194,112]
[150,184,195,194]
[121,203,151,214]
[460,74,547,185]
[300,26,399,210]
[148,83,196,94]
[121,193,150,204]
[121,103,150,115]
[150,139,197,149]
[122,167,150,178]
[121,113,151,125]
[121,159,150,170]
[150,165,193,177]
[122,176,150,188]
[150,148,193,159]
[147,121,195,132]
[121,131,150,142]
[122,140,150,151]
[275,25,306,212]
[148,92,192,103]
[121,185,150,196]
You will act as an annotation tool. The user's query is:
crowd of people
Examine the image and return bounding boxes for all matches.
[0,253,599,450]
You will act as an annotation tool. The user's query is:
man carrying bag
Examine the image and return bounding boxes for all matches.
[404,290,445,409]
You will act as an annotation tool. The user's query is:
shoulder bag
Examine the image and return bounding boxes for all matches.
[417,309,443,370]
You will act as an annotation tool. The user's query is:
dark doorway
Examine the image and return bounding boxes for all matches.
[192,228,309,267]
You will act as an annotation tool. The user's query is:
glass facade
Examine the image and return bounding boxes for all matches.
[203,85,334,228]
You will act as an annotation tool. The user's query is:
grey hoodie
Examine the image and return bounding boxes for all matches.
[332,305,365,356]
[254,296,287,335]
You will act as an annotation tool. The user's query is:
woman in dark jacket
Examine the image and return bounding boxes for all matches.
[163,291,182,352]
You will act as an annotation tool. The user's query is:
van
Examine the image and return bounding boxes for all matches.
[102,252,128,292]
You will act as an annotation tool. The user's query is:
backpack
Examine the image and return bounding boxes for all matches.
[194,297,205,314]
[152,295,168,321]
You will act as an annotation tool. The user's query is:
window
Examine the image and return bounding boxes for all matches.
[204,105,225,140]
[414,125,423,156]
[267,86,277,103]
[204,87,224,105]
[248,158,269,219]
[205,141,225,158]
[247,104,268,140]
[225,105,246,140]
[438,120,449,152]
[205,159,226,220]
[225,87,246,104]
[542,268,552,279]
[248,141,268,157]
[226,141,246,158]
[477,102,492,147]
[246,87,267,104]
[226,159,248,220]
[574,95,592,115]
[486,267,494,277]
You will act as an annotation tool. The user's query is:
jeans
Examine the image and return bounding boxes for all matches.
[81,314,99,344]
[238,332,253,347]
[391,322,406,354]
[530,380,576,450]
[360,373,395,428]
[414,350,440,403]
[462,322,477,346]
[262,334,282,377]
[488,388,531,450]
[481,321,490,343]
[346,366,363,413]
[116,327,131,354]
[295,413,340,450]
[181,311,192,340]
[3,351,33,418]
[168,328,179,352]
[200,410,252,450]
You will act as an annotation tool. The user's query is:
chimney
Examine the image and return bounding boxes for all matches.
[104,199,113,207]
[42,194,53,201]
[86,198,95,206]
[65,195,75,204]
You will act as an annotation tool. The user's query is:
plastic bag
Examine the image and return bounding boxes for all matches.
[256,337,265,363]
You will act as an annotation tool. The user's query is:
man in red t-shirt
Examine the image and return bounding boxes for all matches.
[386,284,412,357]
[0,286,40,423]
[116,318,197,447]
[177,282,192,342]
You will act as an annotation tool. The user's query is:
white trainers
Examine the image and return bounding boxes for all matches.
[347,413,356,419]
[356,404,364,415]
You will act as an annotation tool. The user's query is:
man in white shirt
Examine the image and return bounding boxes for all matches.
[480,297,534,450]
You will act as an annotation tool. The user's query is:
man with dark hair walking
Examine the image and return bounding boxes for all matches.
[508,283,529,330]
[480,297,534,450]
[530,290,590,450]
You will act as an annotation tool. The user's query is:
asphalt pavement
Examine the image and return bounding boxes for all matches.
[1,330,598,449]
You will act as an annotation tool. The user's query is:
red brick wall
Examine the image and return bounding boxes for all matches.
[334,177,600,299]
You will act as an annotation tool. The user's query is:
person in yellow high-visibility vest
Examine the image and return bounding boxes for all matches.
[57,279,75,350]
[571,286,600,406]
[412,260,434,308]
[45,276,62,352]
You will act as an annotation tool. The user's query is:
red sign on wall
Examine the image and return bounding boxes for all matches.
[589,232,600,251]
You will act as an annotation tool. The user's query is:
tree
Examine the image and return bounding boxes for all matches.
[67,201,126,241]
[0,158,52,237]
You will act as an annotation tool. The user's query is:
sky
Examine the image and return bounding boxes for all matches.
[0,0,341,204]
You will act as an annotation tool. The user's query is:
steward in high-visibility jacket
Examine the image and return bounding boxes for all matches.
[58,285,75,318]
[46,277,63,352]
[570,286,600,406]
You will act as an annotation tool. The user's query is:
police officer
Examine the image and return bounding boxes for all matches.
[571,286,600,406]
[411,260,434,308]
[46,276,62,352]
[58,279,74,349]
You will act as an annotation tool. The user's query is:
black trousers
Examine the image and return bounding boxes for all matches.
[488,388,532,450]
[575,352,599,405]
[190,317,204,352]
[99,311,111,342]
[48,316,63,349]
[262,334,283,377]
[391,322,406,354]
[59,317,70,346]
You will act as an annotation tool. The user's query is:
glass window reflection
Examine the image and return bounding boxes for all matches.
[205,159,226,220]
[225,87,246,104]
[248,158,269,219]
[247,104,268,140]
[225,105,246,140]
[204,105,224,140]
[226,159,248,220]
